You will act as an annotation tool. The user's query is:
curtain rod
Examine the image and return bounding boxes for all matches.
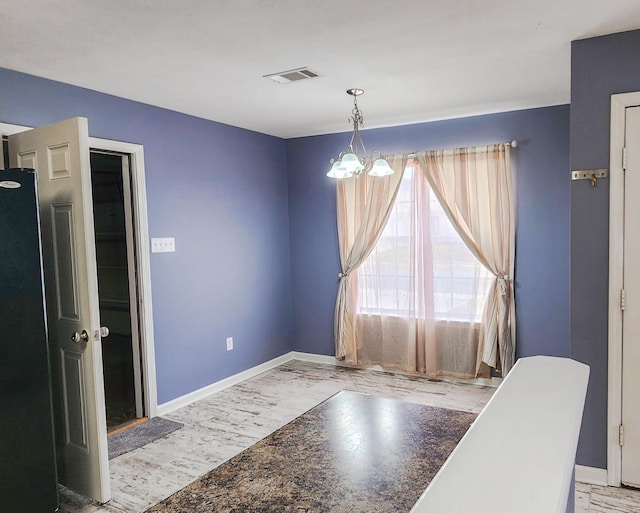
[404,140,518,158]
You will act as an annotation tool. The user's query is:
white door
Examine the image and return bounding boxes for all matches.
[622,105,640,488]
[8,118,111,502]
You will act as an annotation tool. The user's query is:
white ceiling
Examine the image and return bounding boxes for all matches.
[2,0,640,139]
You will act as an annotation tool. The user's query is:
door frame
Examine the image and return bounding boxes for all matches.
[0,121,158,419]
[608,91,640,486]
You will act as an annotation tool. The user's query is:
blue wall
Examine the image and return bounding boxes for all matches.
[571,29,640,469]
[288,106,571,364]
[0,68,294,404]
[1,67,574,431]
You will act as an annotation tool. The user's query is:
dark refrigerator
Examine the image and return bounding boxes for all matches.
[0,169,59,512]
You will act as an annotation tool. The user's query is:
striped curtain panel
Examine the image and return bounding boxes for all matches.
[416,144,516,375]
[334,154,408,362]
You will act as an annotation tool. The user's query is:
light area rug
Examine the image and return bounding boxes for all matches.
[108,417,183,459]
[145,391,475,513]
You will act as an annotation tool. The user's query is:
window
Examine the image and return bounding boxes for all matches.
[357,164,492,323]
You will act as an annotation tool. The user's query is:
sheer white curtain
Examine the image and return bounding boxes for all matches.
[417,144,515,375]
[355,162,493,378]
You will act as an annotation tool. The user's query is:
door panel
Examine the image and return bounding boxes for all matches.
[8,118,110,502]
[52,204,81,320]
[622,105,640,487]
[16,149,37,170]
[61,349,88,449]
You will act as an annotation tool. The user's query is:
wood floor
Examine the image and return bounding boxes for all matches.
[58,359,640,513]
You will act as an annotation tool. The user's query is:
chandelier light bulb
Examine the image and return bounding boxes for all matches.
[340,153,364,173]
[369,158,394,177]
[326,160,353,178]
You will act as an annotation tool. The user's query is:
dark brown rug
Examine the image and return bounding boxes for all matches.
[145,391,476,513]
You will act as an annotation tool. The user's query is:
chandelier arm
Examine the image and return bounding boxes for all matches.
[357,127,367,160]
[348,121,357,153]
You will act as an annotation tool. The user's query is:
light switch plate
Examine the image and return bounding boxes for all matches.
[151,237,175,253]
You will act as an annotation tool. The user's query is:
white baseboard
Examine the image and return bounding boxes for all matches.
[288,351,346,366]
[575,465,608,486]
[156,351,340,416]
[156,350,499,417]
[156,352,293,416]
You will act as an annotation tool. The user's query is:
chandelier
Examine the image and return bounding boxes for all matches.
[326,89,394,179]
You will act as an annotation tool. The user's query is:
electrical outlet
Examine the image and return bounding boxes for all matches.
[226,337,233,351]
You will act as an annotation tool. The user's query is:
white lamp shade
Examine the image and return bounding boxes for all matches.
[326,160,353,179]
[340,153,364,173]
[369,158,394,177]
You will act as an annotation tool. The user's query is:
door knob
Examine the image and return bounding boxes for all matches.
[99,326,110,338]
[71,330,89,344]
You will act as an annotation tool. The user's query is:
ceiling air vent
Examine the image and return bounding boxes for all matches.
[263,67,320,84]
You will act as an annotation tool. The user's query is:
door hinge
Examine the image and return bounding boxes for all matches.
[623,147,628,171]
[620,424,625,446]
[621,289,626,311]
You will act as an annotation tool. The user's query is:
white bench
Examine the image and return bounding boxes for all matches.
[411,356,589,513]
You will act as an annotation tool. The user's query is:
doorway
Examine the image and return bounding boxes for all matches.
[608,92,640,487]
[2,119,158,502]
[620,106,640,488]
[90,150,144,431]
[2,123,158,425]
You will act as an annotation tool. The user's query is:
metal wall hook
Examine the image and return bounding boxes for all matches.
[571,169,608,187]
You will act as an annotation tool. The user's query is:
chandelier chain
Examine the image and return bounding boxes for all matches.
[348,95,366,157]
